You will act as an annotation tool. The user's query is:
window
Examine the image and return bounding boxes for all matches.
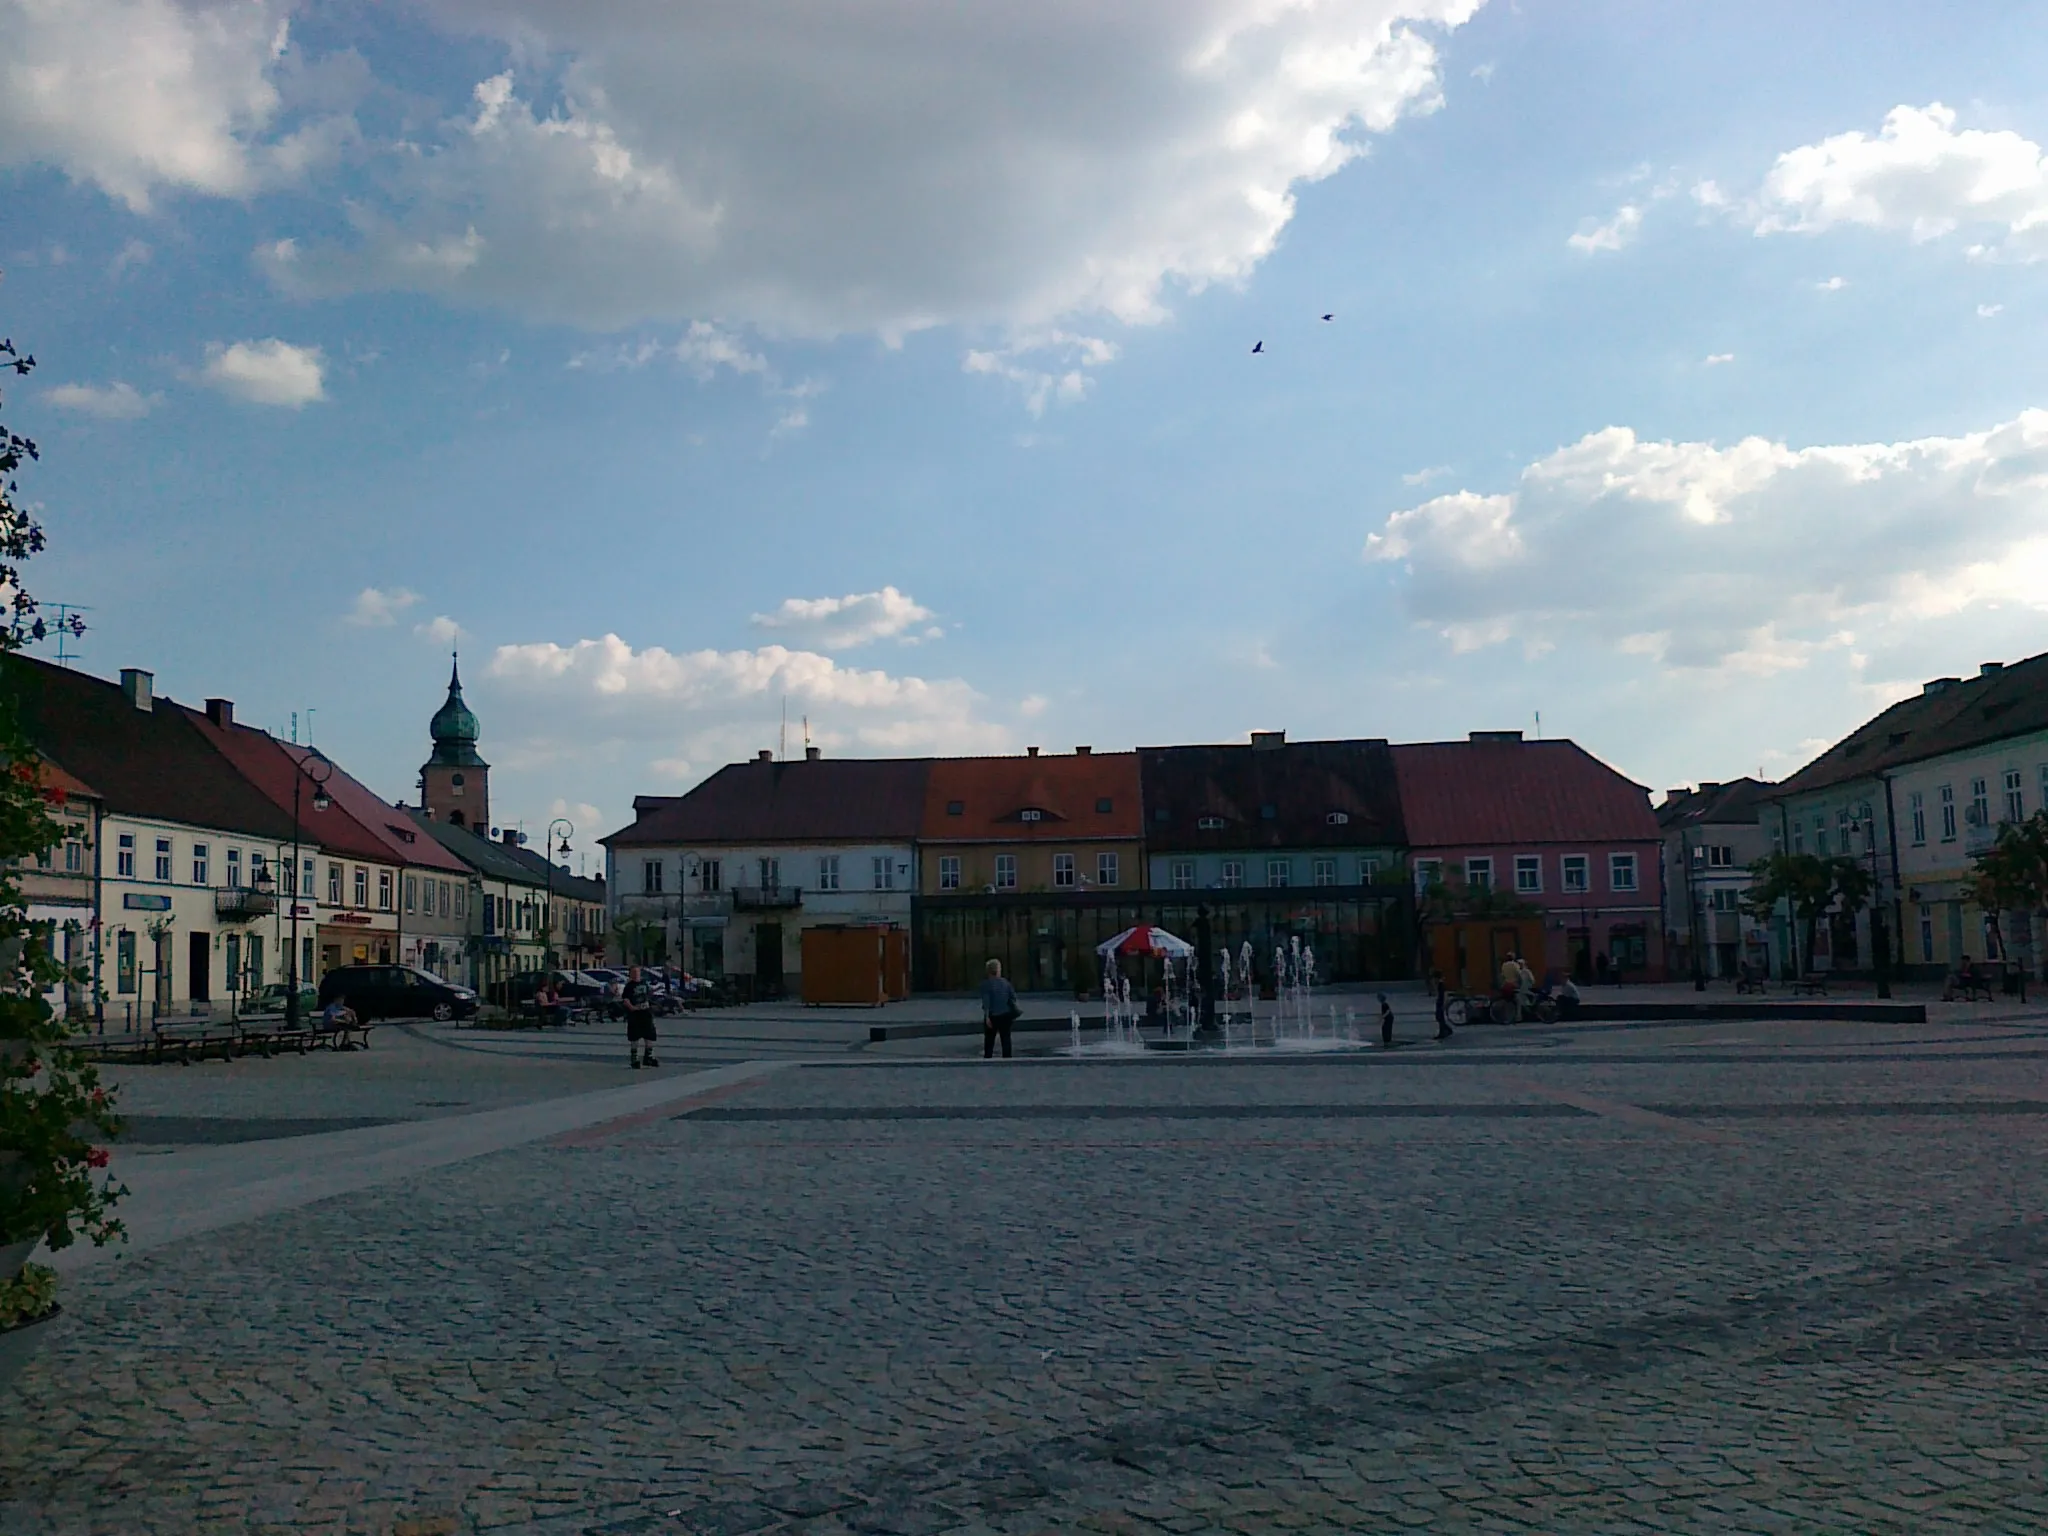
[328,863,343,904]
[1940,784,1957,841]
[247,935,264,988]
[1020,809,1042,823]
[872,855,895,891]
[225,934,241,992]
[1610,852,1639,892]
[643,858,664,895]
[938,855,961,890]
[1053,853,1076,887]
[63,838,83,873]
[1198,815,1226,831]
[192,843,209,885]
[116,931,136,993]
[1361,856,1382,883]
[1707,845,1734,868]
[1970,777,1989,829]
[1221,860,1244,889]
[1464,856,1493,891]
[1920,905,1935,963]
[1514,855,1541,894]
[1326,810,1350,826]
[155,838,172,881]
[1908,790,1926,845]
[1096,797,1113,814]
[453,885,466,918]
[378,870,394,911]
[117,834,135,878]
[405,876,417,913]
[226,849,242,888]
[1414,858,1442,890]
[1097,852,1119,887]
[1266,858,1290,888]
[1792,819,1805,853]
[995,854,1017,890]
[700,859,721,892]
[760,857,780,888]
[818,855,841,891]
[1155,807,1171,823]
[2006,769,2024,823]
[251,852,267,888]
[1710,888,1740,912]
[304,858,315,897]
[1562,855,1589,893]
[1312,857,1337,887]
[946,800,965,816]
[1171,860,1195,891]
[1260,804,1278,820]
[353,867,369,908]
[1814,816,1829,856]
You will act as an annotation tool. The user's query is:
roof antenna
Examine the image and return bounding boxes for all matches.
[1534,710,1542,740]
[780,694,787,762]
[803,714,811,750]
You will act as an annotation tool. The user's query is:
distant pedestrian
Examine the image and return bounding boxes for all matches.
[622,963,659,1068]
[1433,970,1453,1040]
[981,958,1019,1059]
[1378,992,1395,1048]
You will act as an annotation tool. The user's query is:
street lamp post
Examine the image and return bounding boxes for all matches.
[286,749,333,1031]
[1858,804,1892,1000]
[1686,833,1706,992]
[546,818,573,970]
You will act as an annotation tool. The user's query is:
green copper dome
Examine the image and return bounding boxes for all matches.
[428,656,486,767]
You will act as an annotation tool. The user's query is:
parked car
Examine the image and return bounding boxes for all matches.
[318,964,478,1023]
[248,981,318,1017]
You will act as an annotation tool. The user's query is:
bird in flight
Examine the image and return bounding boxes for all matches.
[1251,340,1264,354]
[1321,313,1334,321]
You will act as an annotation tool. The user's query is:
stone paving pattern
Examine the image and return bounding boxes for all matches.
[6,1014,2048,1532]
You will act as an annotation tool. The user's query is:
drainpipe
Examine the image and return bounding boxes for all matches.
[91,797,105,1030]
[1881,772,1905,985]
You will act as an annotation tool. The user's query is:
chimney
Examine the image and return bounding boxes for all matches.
[805,745,821,761]
[502,828,523,848]
[1470,729,1524,744]
[205,697,234,728]
[1027,746,1040,757]
[1981,661,2006,677]
[120,668,153,712]
[757,749,773,763]
[1250,730,1285,751]
[1922,677,1961,695]
[1074,745,1091,756]
[1699,781,1721,793]
[1666,787,1689,804]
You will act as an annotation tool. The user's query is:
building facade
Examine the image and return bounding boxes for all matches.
[605,751,925,998]
[1657,778,1776,980]
[1394,733,1666,989]
[23,760,102,1021]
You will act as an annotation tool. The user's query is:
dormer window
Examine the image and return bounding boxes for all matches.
[1326,811,1350,826]
[1260,804,1277,820]
[1095,797,1113,813]
[1198,815,1225,830]
[1020,809,1042,822]
[946,800,965,816]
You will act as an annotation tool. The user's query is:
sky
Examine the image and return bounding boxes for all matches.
[5,0,2048,855]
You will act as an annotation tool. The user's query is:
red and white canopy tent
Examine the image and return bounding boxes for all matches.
[1096,924,1195,960]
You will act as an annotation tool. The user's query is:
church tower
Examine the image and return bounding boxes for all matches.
[421,654,490,831]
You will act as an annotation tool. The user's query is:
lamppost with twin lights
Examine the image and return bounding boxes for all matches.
[546,818,573,969]
[283,748,333,1030]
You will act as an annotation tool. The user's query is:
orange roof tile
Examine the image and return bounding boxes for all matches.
[921,752,1142,843]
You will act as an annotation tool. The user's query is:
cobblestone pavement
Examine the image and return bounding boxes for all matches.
[7,1019,2048,1533]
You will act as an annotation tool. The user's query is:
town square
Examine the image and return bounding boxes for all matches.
[8,1,2048,1530]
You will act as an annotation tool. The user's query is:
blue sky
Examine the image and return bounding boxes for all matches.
[6,0,2048,850]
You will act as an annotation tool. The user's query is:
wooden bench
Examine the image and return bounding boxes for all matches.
[1734,966,1770,995]
[1945,966,2001,1003]
[1790,974,1830,997]
[152,1019,241,1064]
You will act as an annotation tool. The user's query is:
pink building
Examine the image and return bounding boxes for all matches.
[1392,732,1666,985]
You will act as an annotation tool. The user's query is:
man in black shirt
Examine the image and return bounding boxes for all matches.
[622,964,659,1068]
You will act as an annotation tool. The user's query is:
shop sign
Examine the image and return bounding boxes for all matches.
[121,893,172,911]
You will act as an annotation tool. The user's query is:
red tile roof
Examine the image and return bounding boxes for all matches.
[922,752,1142,842]
[605,756,930,847]
[279,744,471,875]
[1391,739,1658,848]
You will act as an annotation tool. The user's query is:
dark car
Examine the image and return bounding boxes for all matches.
[318,964,478,1023]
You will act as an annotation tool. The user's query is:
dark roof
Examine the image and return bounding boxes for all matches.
[408,809,548,887]
[1138,739,1404,850]
[603,756,930,847]
[922,752,1142,843]
[1392,737,1658,847]
[1656,777,1774,832]
[4,656,298,841]
[1773,654,2048,799]
[498,838,607,902]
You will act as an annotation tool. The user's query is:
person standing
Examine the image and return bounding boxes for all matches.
[980,958,1019,1059]
[1433,969,1454,1040]
[622,963,659,1068]
[1378,992,1396,1048]
[1514,954,1537,1021]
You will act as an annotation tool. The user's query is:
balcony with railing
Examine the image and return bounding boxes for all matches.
[215,884,278,921]
[732,884,804,911]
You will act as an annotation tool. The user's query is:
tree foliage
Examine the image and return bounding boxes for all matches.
[1972,811,2048,916]
[1741,852,1872,972]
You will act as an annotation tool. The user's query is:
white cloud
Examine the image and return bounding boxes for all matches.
[1703,352,1735,366]
[1366,408,2048,675]
[199,338,326,407]
[108,238,152,278]
[1402,464,1452,486]
[1754,103,2048,259]
[44,380,158,419]
[1816,275,1846,291]
[1567,204,1642,253]
[415,615,464,644]
[1979,303,2004,318]
[749,587,935,649]
[258,0,1482,335]
[346,586,419,626]
[0,0,290,209]
[1018,694,1049,719]
[962,331,1119,415]
[486,632,1010,786]
[1469,62,1494,82]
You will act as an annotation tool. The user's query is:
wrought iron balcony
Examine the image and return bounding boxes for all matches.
[732,884,803,911]
[215,885,277,921]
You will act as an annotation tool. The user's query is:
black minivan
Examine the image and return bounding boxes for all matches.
[318,964,479,1023]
